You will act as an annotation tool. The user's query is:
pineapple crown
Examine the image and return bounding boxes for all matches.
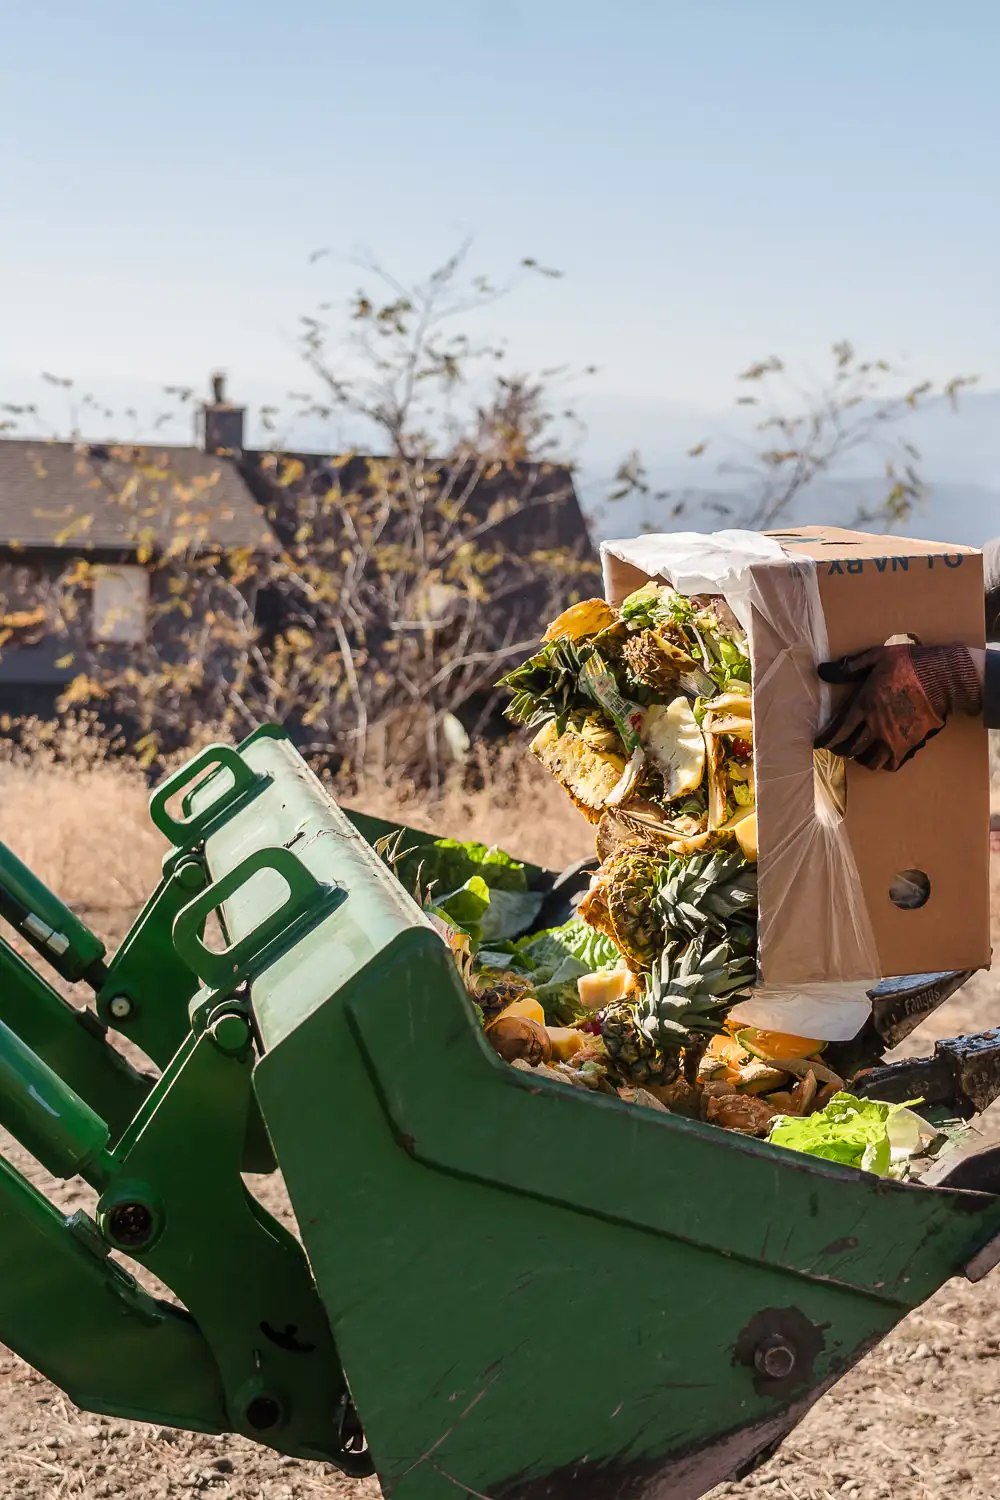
[636,930,752,1051]
[499,637,596,732]
[654,849,757,944]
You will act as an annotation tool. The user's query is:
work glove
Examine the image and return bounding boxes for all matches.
[815,643,982,771]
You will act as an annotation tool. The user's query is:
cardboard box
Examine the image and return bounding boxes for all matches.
[602,526,990,995]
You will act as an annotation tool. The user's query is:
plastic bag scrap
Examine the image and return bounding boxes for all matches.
[600,530,879,1042]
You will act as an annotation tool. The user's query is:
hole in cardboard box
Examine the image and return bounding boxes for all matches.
[890,870,930,910]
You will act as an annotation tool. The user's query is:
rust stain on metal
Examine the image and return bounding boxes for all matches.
[732,1306,825,1398]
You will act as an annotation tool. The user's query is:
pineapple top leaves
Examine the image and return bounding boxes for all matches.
[654,849,758,946]
[499,637,597,734]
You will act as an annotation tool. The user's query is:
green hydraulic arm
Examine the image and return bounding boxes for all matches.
[0,984,369,1466]
[0,934,150,1142]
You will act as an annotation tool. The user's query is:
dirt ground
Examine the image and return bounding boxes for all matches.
[2,754,1000,1500]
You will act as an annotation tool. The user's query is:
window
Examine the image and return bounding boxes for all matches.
[91,565,149,645]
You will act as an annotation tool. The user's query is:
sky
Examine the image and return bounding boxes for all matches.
[1,0,998,483]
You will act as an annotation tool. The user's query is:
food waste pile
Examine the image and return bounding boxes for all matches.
[378,583,937,1178]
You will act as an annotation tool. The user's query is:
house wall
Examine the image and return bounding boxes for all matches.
[0,552,249,721]
[0,557,76,716]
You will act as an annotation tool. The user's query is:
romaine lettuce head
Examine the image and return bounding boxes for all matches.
[429,876,493,946]
[768,1092,924,1178]
[431,876,542,949]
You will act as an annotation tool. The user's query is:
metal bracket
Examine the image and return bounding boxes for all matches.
[172,846,346,1001]
[89,1024,368,1465]
[150,745,271,866]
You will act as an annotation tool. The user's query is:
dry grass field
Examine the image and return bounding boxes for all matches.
[2,738,1000,1500]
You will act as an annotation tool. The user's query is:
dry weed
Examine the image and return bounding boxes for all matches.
[341,740,593,874]
[0,717,166,924]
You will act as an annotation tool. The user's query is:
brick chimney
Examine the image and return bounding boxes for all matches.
[200,372,245,454]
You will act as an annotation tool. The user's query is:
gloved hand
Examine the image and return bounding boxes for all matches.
[815,643,983,771]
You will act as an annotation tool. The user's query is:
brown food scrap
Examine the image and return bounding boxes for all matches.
[510,1058,589,1090]
[577,871,616,943]
[486,1015,552,1066]
[649,1077,702,1116]
[706,1093,777,1137]
[573,1039,612,1067]
[791,1069,818,1116]
[782,1056,845,1090]
[813,1080,843,1111]
[700,1078,742,1101]
[735,1060,788,1095]
[619,1085,670,1113]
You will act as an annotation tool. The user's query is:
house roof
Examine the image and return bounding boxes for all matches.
[238,451,598,690]
[0,439,273,553]
[239,450,594,555]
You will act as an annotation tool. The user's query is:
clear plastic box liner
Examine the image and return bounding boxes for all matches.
[601,530,879,1042]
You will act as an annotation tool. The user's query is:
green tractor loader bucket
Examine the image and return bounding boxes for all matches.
[4,726,1000,1500]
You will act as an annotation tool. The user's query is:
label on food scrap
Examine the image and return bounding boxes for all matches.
[579,654,644,750]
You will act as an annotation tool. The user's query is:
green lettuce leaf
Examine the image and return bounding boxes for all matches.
[535,955,592,1024]
[516,918,624,980]
[429,876,493,946]
[620,582,694,631]
[479,888,545,944]
[431,877,542,949]
[768,1092,924,1178]
[392,836,528,899]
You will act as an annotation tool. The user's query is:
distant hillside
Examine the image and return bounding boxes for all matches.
[579,388,1000,546]
[587,477,1000,547]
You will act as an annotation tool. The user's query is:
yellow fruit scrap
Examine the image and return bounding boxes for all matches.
[576,968,633,1011]
[529,721,627,823]
[639,696,706,799]
[499,996,546,1025]
[704,735,728,830]
[739,1028,827,1063]
[702,710,754,738]
[735,811,757,862]
[703,1033,752,1069]
[547,1026,587,1062]
[709,690,753,715]
[543,599,618,642]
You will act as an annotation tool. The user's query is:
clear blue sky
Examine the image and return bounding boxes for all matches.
[1,0,997,452]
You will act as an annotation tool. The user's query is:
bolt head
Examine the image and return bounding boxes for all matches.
[174,858,207,892]
[210,1012,252,1055]
[108,995,132,1020]
[754,1335,797,1380]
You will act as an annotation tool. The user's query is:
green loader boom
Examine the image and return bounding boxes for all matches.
[3,725,1000,1500]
